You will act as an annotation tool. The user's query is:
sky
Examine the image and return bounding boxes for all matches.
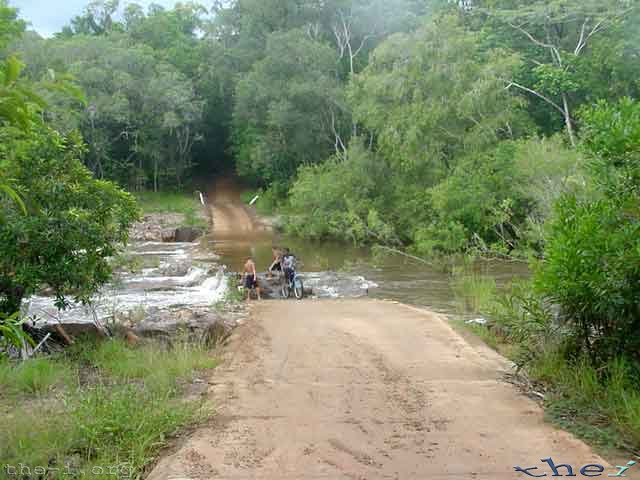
[10,0,182,37]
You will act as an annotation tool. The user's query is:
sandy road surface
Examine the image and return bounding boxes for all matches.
[148,299,605,480]
[208,177,266,234]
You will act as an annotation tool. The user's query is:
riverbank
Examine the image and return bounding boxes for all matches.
[23,189,238,343]
[449,267,640,461]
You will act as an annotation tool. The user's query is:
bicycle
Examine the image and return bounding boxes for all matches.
[281,266,304,300]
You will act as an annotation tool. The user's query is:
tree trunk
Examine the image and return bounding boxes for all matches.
[562,93,576,148]
[153,158,158,193]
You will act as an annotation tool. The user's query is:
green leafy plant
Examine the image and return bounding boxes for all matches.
[0,311,34,354]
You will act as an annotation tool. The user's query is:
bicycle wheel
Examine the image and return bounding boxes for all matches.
[293,277,304,300]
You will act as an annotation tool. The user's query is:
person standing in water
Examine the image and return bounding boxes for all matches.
[267,246,285,278]
[243,256,261,301]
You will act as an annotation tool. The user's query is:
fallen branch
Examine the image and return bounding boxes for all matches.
[32,333,52,355]
[53,324,74,346]
[374,245,433,265]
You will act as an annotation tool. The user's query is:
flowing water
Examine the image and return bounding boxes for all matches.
[26,241,228,327]
[205,231,530,315]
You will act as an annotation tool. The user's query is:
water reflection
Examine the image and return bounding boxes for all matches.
[205,231,530,316]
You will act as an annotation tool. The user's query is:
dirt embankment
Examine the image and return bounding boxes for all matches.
[148,299,607,479]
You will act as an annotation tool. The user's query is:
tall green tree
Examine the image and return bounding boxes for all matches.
[349,14,527,180]
[233,29,343,185]
[476,0,636,146]
[0,1,138,348]
[14,34,203,190]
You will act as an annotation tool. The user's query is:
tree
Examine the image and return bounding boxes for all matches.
[349,14,527,180]
[67,0,122,36]
[233,29,343,185]
[0,126,139,316]
[479,0,635,146]
[535,97,640,364]
[14,34,203,190]
[0,1,138,349]
[0,0,24,52]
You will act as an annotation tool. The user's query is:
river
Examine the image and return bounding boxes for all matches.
[206,230,529,316]
[25,180,529,329]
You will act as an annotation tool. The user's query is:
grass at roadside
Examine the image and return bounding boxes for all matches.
[450,264,640,457]
[135,191,207,228]
[0,338,217,479]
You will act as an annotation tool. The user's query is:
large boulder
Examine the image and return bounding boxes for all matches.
[129,213,207,243]
[174,227,205,243]
[132,307,233,341]
[161,228,176,242]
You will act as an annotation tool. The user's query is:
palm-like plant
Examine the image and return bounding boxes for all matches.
[0,56,43,353]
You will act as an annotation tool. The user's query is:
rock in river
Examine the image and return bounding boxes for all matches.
[132,307,234,342]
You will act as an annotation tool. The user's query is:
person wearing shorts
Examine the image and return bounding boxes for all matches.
[243,256,261,301]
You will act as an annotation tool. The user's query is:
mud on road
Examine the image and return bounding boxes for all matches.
[148,299,605,479]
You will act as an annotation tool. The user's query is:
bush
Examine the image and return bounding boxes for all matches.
[534,195,640,365]
[534,98,640,366]
[286,142,396,244]
[0,127,140,316]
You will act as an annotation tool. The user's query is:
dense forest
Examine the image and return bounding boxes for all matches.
[3,0,637,254]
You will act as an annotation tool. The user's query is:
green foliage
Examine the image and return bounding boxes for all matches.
[535,194,640,364]
[0,311,33,354]
[0,0,24,51]
[0,126,140,315]
[543,357,640,452]
[478,0,635,142]
[534,98,640,366]
[286,141,396,244]
[350,14,526,178]
[579,97,640,198]
[486,280,558,370]
[0,56,45,128]
[14,33,203,190]
[233,28,343,185]
[0,338,217,479]
[0,356,73,395]
[458,278,640,453]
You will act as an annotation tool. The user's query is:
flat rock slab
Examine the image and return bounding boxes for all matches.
[132,307,235,339]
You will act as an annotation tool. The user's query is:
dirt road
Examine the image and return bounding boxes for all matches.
[208,177,266,234]
[148,299,605,479]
